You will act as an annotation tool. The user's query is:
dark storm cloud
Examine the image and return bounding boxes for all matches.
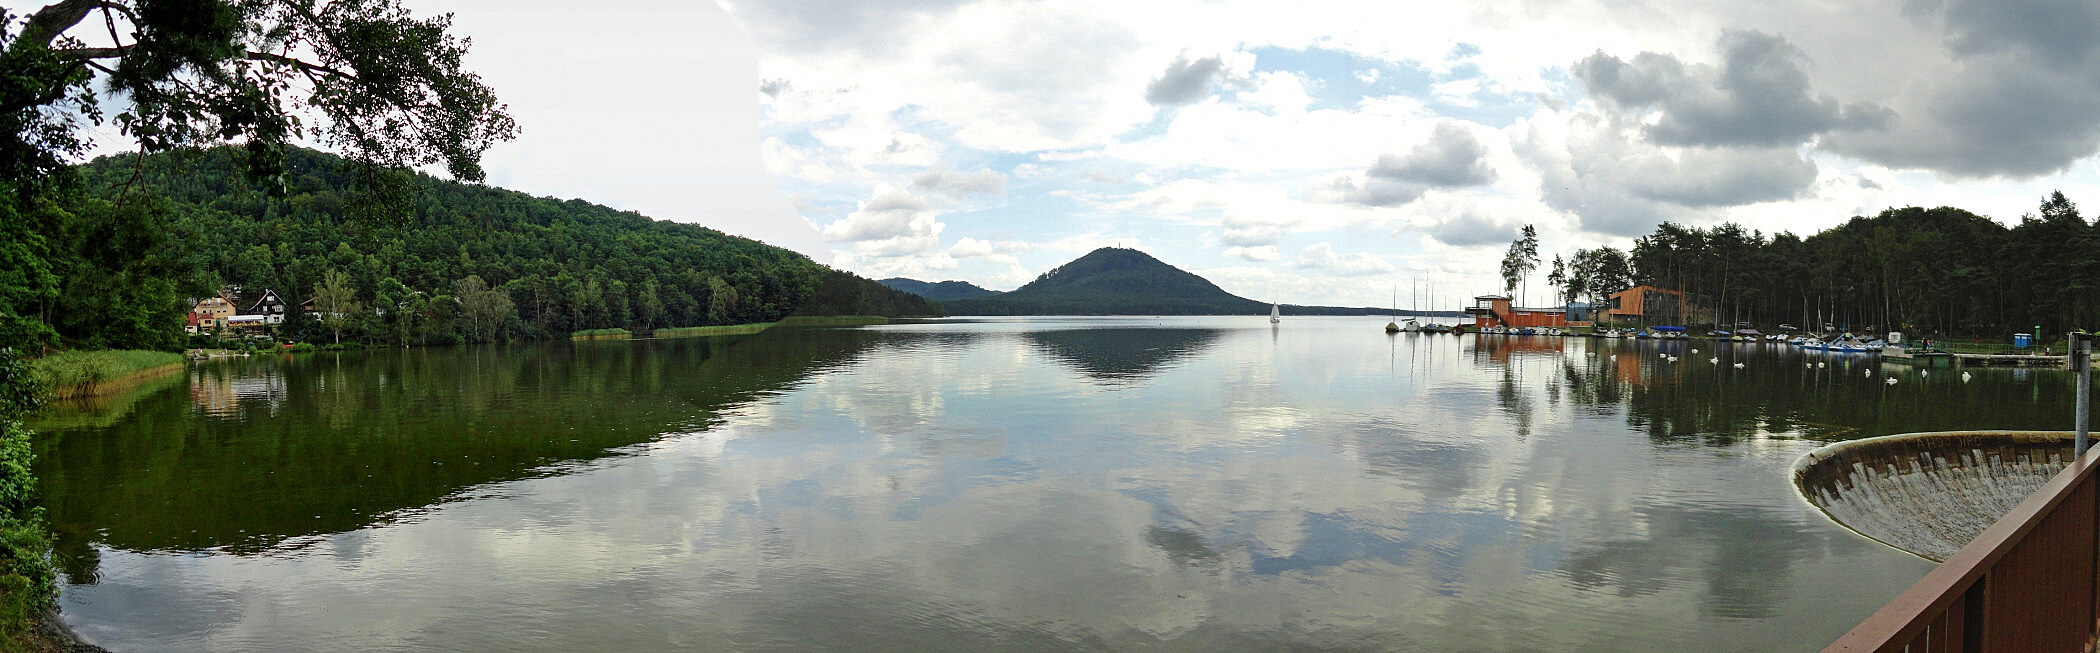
[1367,123,1498,187]
[1824,0,2100,178]
[1339,177,1430,208]
[1144,55,1226,106]
[1574,30,1891,149]
[1340,124,1497,207]
[1916,0,2100,65]
[1426,213,1522,248]
[1512,123,1816,237]
[1622,147,1819,208]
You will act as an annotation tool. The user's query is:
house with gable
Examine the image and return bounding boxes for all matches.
[190,294,236,331]
[240,288,289,325]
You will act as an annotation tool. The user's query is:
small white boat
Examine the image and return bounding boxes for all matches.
[1270,304,1280,324]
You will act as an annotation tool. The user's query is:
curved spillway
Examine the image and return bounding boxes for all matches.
[1794,431,2075,562]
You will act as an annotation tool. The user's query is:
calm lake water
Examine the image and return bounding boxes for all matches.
[35,316,2091,651]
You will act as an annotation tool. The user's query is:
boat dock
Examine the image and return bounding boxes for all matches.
[1950,352,2068,368]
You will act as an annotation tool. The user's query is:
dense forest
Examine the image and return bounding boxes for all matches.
[11,147,942,351]
[876,278,1002,301]
[1545,192,2091,337]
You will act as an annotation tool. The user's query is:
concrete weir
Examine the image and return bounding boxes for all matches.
[1794,431,2075,562]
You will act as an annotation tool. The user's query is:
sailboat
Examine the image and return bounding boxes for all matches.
[1270,303,1281,324]
[1386,288,1401,333]
[1402,282,1421,332]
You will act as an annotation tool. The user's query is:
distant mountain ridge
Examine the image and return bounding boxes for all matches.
[938,247,1435,316]
[940,248,1256,315]
[877,278,1002,301]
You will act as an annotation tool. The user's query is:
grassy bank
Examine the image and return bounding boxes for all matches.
[25,368,187,433]
[569,328,633,341]
[28,351,185,401]
[778,315,890,327]
[650,317,890,340]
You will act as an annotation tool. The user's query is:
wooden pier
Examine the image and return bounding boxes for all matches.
[1951,353,2067,368]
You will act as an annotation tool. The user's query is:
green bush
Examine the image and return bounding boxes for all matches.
[0,353,55,644]
[0,506,53,644]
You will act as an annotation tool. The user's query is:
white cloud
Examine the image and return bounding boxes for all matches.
[1295,243,1395,276]
[1224,245,1283,262]
[725,0,2100,306]
[911,168,1007,196]
[819,186,946,261]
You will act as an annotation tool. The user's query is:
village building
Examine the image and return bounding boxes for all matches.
[1604,286,1686,326]
[191,287,288,335]
[235,288,290,325]
[190,295,236,331]
[1465,294,1588,329]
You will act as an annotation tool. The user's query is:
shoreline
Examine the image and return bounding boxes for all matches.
[33,606,107,652]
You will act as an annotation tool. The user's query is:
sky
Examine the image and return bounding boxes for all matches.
[24,0,2100,310]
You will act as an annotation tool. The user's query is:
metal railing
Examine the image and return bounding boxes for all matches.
[1827,334,2098,652]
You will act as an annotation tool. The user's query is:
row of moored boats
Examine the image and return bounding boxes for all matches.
[1463,325,1888,353]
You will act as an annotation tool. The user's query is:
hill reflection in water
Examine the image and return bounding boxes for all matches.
[1022,327,1224,385]
[37,327,898,580]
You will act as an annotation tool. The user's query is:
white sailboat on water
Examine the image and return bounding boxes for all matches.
[1269,303,1281,324]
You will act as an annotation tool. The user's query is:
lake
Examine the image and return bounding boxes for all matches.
[36,316,2086,651]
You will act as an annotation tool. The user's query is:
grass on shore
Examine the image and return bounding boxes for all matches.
[778,315,889,327]
[651,316,890,340]
[652,323,774,339]
[569,328,633,341]
[28,350,185,401]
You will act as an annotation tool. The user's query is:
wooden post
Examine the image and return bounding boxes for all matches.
[2076,332,2091,457]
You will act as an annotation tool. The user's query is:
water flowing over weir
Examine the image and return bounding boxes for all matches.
[1793,431,2075,561]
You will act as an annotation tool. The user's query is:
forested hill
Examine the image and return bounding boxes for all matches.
[40,146,940,350]
[877,278,1002,301]
[939,247,1384,316]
